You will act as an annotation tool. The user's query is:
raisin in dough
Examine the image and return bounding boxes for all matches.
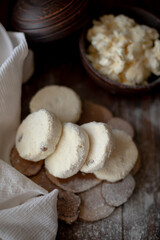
[30,85,82,123]
[81,122,113,173]
[94,129,138,182]
[16,109,62,161]
[45,123,89,178]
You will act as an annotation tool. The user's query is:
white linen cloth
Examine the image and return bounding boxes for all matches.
[0,23,58,240]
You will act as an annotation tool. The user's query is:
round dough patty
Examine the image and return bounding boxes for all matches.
[94,129,138,182]
[29,85,82,123]
[16,109,62,161]
[81,122,113,173]
[45,122,89,178]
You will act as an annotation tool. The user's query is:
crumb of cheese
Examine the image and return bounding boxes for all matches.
[86,14,160,85]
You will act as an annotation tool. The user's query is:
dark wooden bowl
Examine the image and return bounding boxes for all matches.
[12,0,90,42]
[79,6,160,95]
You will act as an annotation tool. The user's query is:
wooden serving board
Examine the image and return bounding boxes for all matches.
[21,28,160,239]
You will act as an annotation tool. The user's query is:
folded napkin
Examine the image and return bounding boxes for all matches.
[0,24,58,240]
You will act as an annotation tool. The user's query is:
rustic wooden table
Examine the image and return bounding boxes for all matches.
[21,31,160,239]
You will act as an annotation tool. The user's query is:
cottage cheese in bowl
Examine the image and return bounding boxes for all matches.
[86,14,160,85]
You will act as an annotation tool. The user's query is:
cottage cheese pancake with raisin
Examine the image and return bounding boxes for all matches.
[81,122,113,173]
[16,109,62,161]
[94,129,138,182]
[45,123,89,178]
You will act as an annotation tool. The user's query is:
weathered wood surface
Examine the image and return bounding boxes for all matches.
[21,29,160,239]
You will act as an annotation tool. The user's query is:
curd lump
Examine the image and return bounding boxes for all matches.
[86,14,160,85]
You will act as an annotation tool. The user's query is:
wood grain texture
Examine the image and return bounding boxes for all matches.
[12,0,90,42]
[21,2,160,239]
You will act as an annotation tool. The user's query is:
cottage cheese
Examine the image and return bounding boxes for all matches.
[86,14,160,85]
